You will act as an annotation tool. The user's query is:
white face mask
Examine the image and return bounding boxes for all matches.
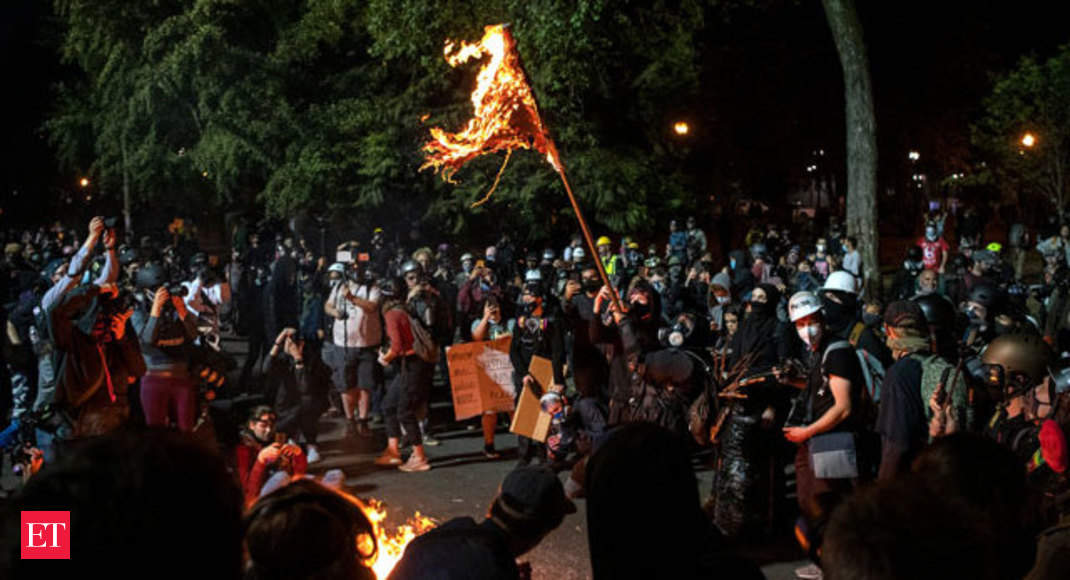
[716,295,730,305]
[816,244,826,254]
[797,323,821,348]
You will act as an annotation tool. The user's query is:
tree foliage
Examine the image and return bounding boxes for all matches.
[972,43,1070,218]
[47,0,712,240]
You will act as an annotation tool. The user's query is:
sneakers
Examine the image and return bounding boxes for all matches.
[795,563,823,580]
[398,455,431,472]
[306,445,322,464]
[422,433,441,446]
[483,444,501,459]
[374,451,403,466]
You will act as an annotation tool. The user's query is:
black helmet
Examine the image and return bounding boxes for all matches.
[906,246,922,262]
[135,262,168,289]
[912,294,956,329]
[379,277,403,298]
[968,283,1004,310]
[400,260,422,277]
[982,333,1051,385]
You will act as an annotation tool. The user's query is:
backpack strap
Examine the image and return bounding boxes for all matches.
[848,322,867,348]
[821,340,853,368]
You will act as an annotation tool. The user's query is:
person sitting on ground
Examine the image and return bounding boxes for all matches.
[388,466,575,580]
[0,429,244,579]
[244,479,377,580]
[235,405,307,507]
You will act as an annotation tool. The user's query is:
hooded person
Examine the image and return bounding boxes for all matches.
[726,249,754,298]
[708,271,733,332]
[593,279,664,426]
[726,283,783,372]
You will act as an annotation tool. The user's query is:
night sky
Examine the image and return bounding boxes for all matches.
[2,0,1067,218]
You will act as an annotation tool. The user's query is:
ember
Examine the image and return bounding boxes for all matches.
[358,498,437,579]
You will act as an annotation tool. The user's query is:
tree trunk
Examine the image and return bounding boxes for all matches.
[121,132,132,235]
[822,0,879,297]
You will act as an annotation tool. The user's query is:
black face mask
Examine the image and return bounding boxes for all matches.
[629,301,650,319]
[583,279,601,293]
[821,296,855,330]
[749,301,772,316]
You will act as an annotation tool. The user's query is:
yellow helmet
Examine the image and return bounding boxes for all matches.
[596,236,612,247]
[986,242,1002,253]
[627,241,639,250]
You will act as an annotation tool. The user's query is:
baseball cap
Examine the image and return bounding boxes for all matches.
[498,466,576,521]
[883,300,927,332]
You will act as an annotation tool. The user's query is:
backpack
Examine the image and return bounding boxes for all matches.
[407,312,440,365]
[909,353,971,435]
[845,322,887,402]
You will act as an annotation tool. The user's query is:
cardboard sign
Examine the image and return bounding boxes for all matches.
[509,355,554,442]
[446,337,516,421]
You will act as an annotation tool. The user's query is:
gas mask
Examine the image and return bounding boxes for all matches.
[797,323,822,349]
[660,317,695,348]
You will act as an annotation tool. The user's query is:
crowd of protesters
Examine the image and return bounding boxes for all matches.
[2,203,1070,579]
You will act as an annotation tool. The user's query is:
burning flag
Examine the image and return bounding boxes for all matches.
[421,23,624,311]
[421,24,561,206]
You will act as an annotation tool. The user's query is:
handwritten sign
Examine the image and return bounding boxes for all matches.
[446,337,516,420]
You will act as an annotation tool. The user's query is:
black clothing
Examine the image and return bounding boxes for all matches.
[563,292,608,399]
[803,340,864,433]
[875,356,926,479]
[264,352,329,445]
[727,284,783,373]
[388,517,519,580]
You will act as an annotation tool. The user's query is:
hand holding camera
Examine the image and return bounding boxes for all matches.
[151,287,171,317]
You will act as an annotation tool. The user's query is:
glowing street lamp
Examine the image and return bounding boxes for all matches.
[79,177,90,188]
[673,121,690,136]
[908,150,920,162]
[1021,132,1036,148]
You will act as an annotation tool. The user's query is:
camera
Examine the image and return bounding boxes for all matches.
[103,216,122,229]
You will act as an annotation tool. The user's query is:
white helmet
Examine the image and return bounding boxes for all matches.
[327,262,346,274]
[788,291,823,322]
[821,270,858,295]
[524,269,543,283]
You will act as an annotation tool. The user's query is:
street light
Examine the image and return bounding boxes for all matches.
[908,150,920,162]
[1021,132,1036,148]
[673,121,690,136]
[79,177,90,188]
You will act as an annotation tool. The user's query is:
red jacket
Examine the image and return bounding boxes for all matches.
[235,432,307,506]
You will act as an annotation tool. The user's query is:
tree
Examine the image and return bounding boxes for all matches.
[47,0,711,241]
[972,44,1070,223]
[821,0,879,295]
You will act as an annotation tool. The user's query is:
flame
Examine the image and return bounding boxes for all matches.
[421,24,560,194]
[358,498,437,579]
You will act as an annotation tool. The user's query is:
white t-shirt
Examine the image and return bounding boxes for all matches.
[327,281,382,348]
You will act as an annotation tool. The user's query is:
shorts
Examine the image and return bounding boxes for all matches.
[324,343,382,393]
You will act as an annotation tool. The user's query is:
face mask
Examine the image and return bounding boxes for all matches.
[797,323,821,348]
[842,244,849,253]
[925,228,937,241]
[862,312,881,327]
[583,279,601,293]
[816,244,826,254]
[749,300,772,316]
[629,300,651,319]
[716,295,730,305]
[651,281,664,293]
[729,258,737,270]
[966,306,985,325]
